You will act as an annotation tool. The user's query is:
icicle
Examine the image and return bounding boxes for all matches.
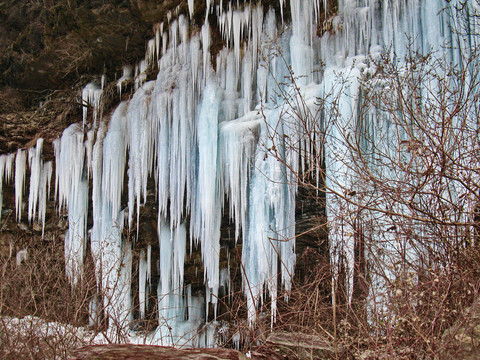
[135,59,148,90]
[91,121,106,287]
[0,155,6,221]
[100,104,131,331]
[82,82,102,127]
[56,124,85,212]
[195,79,221,307]
[64,174,88,286]
[85,129,95,179]
[39,161,52,235]
[28,138,43,224]
[191,36,201,92]
[279,0,284,22]
[219,112,261,240]
[170,19,179,58]
[127,81,156,230]
[224,52,239,120]
[178,15,189,48]
[157,219,187,331]
[201,21,211,83]
[56,124,88,285]
[146,38,157,67]
[251,5,263,70]
[206,0,212,18]
[15,149,26,222]
[53,138,61,202]
[169,72,192,227]
[232,10,243,73]
[162,29,168,56]
[0,153,13,222]
[157,218,172,325]
[155,90,171,220]
[242,49,253,115]
[103,103,128,220]
[146,244,151,313]
[188,0,194,18]
[139,248,148,318]
[289,0,313,85]
[243,107,296,325]
[155,24,161,61]
[101,207,131,333]
[0,151,16,221]
[117,65,133,96]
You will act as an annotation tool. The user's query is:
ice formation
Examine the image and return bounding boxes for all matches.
[55,124,89,285]
[15,149,26,222]
[1,0,477,347]
[0,153,14,221]
[117,65,133,96]
[82,82,103,127]
[27,138,52,234]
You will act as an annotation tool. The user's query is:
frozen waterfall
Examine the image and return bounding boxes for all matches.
[1,0,478,346]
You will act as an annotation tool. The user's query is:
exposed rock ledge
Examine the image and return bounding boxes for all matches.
[266,331,342,359]
[70,344,248,360]
[69,332,343,360]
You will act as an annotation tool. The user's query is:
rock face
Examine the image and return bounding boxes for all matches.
[443,304,480,359]
[70,344,248,360]
[0,0,162,152]
[0,0,162,96]
[266,331,342,360]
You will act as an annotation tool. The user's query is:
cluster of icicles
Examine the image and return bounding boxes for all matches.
[1,0,476,347]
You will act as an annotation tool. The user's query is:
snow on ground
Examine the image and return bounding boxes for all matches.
[1,315,220,359]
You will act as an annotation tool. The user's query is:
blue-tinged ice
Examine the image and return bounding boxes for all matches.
[243,105,296,325]
[127,81,156,230]
[15,149,27,222]
[194,79,221,304]
[38,0,478,341]
[56,124,88,285]
[0,153,15,221]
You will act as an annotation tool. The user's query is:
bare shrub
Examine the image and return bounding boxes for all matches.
[0,236,98,359]
[258,14,480,359]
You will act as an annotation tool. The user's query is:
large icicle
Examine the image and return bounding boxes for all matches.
[219,113,261,240]
[27,138,43,224]
[26,138,53,234]
[38,161,52,235]
[100,103,131,333]
[127,81,156,230]
[102,103,128,218]
[15,149,27,222]
[91,122,106,287]
[64,173,88,286]
[56,124,88,285]
[194,79,222,309]
[0,153,14,221]
[322,64,361,306]
[188,0,194,18]
[155,219,205,346]
[243,106,296,325]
